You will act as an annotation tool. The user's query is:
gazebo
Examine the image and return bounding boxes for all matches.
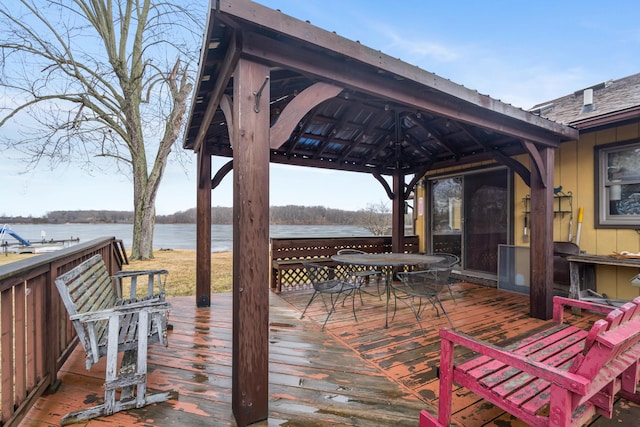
[183,1,578,425]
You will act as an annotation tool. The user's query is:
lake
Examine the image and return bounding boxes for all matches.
[2,223,374,252]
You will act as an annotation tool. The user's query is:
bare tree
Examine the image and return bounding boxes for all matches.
[0,0,202,259]
[359,201,391,235]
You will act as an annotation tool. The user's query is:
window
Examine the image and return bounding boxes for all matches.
[596,140,640,228]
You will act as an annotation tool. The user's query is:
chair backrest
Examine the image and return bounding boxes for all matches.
[570,296,640,381]
[55,254,118,356]
[303,262,336,287]
[397,267,451,296]
[337,248,367,255]
[423,253,459,268]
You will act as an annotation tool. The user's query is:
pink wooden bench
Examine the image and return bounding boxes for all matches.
[421,296,640,427]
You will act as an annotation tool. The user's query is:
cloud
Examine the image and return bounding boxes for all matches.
[381,28,459,63]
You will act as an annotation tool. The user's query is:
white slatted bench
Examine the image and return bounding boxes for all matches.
[55,254,176,425]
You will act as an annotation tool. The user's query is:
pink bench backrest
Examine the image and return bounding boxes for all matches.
[569,296,640,380]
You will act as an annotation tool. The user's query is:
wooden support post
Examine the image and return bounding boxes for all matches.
[391,172,405,253]
[196,147,212,307]
[528,144,554,320]
[232,58,270,426]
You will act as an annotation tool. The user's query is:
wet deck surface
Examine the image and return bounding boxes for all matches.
[21,282,639,426]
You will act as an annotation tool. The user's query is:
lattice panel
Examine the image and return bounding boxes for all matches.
[280,266,310,292]
[280,264,354,292]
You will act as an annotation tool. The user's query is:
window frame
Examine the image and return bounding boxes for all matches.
[595,139,640,228]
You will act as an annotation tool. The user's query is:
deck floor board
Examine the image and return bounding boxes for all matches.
[20,282,638,426]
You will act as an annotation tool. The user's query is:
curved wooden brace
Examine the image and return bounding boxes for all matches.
[270,82,344,149]
[373,171,394,200]
[211,160,234,190]
[494,151,531,187]
[523,140,547,188]
[404,171,427,200]
[220,94,234,146]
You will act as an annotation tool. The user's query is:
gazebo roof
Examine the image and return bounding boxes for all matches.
[183,0,578,177]
[182,4,582,424]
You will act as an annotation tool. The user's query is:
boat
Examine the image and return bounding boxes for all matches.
[0,224,79,254]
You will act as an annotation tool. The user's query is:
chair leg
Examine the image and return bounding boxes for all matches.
[356,284,365,305]
[433,296,454,329]
[321,293,340,328]
[350,289,358,323]
[446,283,457,303]
[300,290,319,319]
[342,282,364,306]
[390,289,401,323]
[407,297,426,333]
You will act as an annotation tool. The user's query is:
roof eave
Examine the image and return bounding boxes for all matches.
[201,0,576,141]
[569,106,640,131]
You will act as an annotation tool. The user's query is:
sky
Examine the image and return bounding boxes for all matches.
[2,0,640,217]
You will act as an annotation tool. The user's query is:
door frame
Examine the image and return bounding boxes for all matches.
[426,166,513,278]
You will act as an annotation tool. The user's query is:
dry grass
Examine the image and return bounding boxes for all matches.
[0,252,37,265]
[123,250,232,296]
[0,249,233,297]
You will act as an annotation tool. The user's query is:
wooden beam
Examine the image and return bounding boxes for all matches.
[523,140,548,188]
[212,160,233,190]
[193,30,240,153]
[490,150,531,187]
[220,94,234,145]
[219,0,576,141]
[231,58,270,426]
[391,172,405,253]
[373,171,393,200]
[240,31,577,146]
[458,123,531,186]
[196,147,212,307]
[270,82,344,149]
[405,170,428,200]
[528,144,554,320]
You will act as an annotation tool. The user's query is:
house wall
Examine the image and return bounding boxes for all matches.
[416,122,640,300]
[514,122,640,300]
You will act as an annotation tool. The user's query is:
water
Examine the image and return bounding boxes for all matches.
[2,223,374,252]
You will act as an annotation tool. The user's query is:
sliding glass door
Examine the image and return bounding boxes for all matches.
[430,168,510,275]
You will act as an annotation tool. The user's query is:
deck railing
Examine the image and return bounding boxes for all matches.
[270,235,420,292]
[0,237,126,427]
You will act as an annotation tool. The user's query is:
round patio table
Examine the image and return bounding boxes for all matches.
[331,253,444,328]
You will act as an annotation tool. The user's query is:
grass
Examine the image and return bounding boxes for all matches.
[0,249,233,297]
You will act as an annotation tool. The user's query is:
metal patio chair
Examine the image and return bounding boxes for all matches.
[392,267,455,332]
[336,248,383,298]
[421,253,459,302]
[301,262,358,328]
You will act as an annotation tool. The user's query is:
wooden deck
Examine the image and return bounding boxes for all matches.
[21,282,638,426]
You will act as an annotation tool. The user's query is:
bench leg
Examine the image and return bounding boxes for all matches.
[619,361,640,404]
[60,390,178,425]
[549,386,572,427]
[60,312,178,425]
[104,313,121,415]
[420,337,454,427]
[120,349,137,401]
[136,311,149,407]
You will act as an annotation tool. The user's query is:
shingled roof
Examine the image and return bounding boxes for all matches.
[530,72,640,130]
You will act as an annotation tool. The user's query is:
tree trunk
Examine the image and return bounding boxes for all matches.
[131,199,155,260]
[0,1,196,262]
[131,177,157,259]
